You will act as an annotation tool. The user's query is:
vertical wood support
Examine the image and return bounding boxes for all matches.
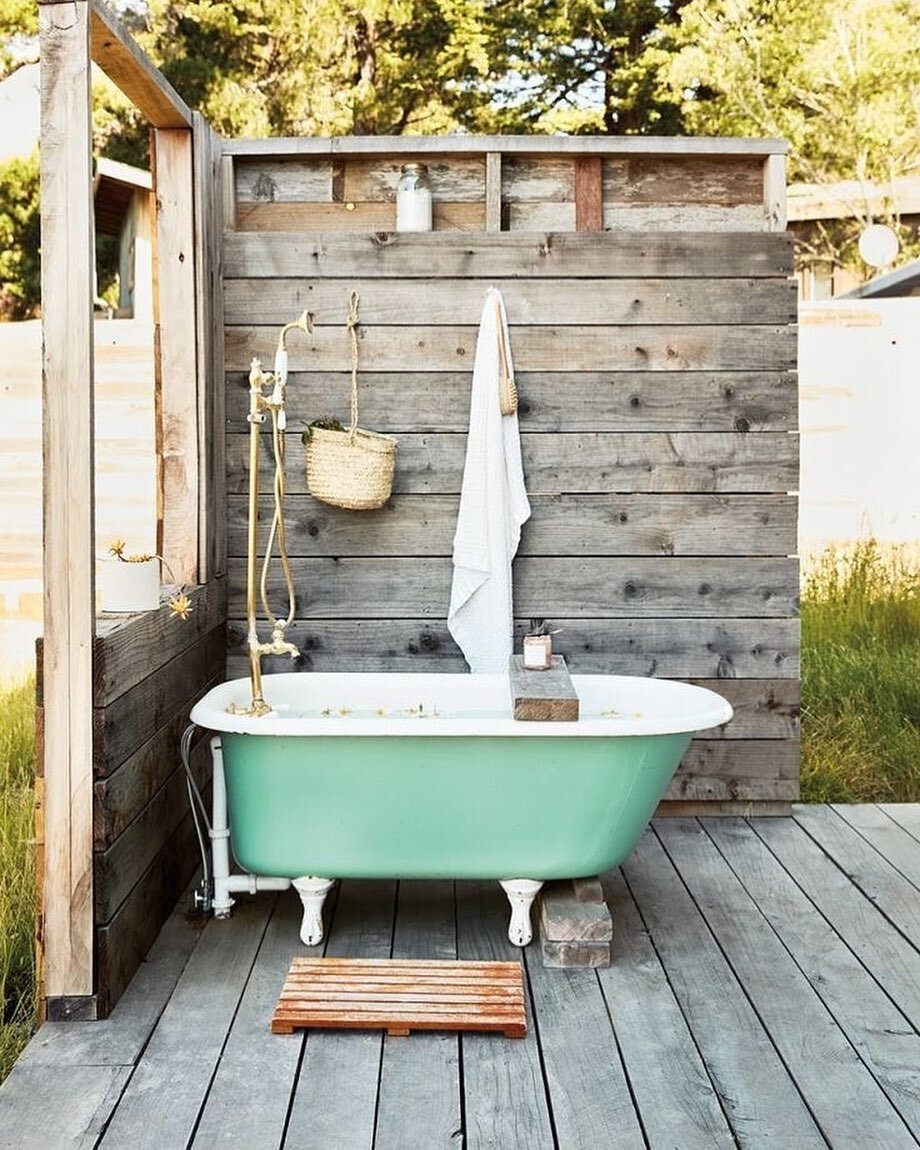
[193,114,227,581]
[574,157,604,232]
[763,154,787,231]
[38,0,96,999]
[220,154,236,232]
[153,128,199,584]
[485,152,502,233]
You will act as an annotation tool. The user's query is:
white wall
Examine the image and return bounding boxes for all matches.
[0,319,156,673]
[799,299,920,553]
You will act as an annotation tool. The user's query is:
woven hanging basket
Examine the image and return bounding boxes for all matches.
[304,290,397,511]
[305,425,397,510]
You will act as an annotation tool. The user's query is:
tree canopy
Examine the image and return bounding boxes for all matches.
[664,0,920,267]
[1,0,918,315]
[665,0,920,188]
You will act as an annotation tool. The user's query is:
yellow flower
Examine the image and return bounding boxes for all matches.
[167,592,193,621]
[108,539,127,559]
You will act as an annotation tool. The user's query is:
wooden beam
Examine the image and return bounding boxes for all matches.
[574,157,604,232]
[39,0,96,999]
[153,128,199,584]
[222,136,789,158]
[89,0,191,128]
[763,154,787,232]
[220,154,236,231]
[193,116,227,581]
[485,152,502,232]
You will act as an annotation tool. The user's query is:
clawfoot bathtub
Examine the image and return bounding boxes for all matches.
[190,673,731,948]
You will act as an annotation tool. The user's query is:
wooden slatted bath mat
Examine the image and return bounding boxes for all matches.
[271,957,526,1038]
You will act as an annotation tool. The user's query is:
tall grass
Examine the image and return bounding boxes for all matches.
[0,676,37,1082]
[802,540,920,803]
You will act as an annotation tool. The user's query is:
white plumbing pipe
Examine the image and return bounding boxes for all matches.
[209,736,291,917]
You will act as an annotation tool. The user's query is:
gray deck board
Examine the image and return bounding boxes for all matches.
[523,948,644,1149]
[373,881,462,1150]
[15,898,203,1070]
[456,881,555,1150]
[879,803,920,844]
[832,803,920,891]
[97,896,273,1149]
[6,807,920,1150]
[283,879,397,1150]
[599,869,736,1150]
[753,816,920,1032]
[0,1065,131,1150]
[657,818,918,1148]
[705,817,920,1136]
[625,827,826,1148]
[191,892,310,1148]
[793,804,920,947]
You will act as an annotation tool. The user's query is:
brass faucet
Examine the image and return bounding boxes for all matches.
[232,311,314,716]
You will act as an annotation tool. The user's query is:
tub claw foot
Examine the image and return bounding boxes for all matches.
[292,877,335,946]
[499,879,544,947]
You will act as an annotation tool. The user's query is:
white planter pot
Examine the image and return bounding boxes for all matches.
[99,558,161,613]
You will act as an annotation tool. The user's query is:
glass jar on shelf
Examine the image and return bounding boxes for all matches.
[396,162,433,232]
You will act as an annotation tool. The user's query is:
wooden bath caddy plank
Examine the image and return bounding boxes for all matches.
[270,957,526,1038]
[510,654,579,721]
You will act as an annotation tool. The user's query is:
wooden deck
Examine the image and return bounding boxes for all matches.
[4,805,920,1149]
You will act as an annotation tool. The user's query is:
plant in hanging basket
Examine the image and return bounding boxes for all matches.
[300,292,398,511]
[99,540,192,618]
[301,419,397,511]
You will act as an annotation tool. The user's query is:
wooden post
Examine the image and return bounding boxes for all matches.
[153,128,199,584]
[574,157,604,232]
[485,152,502,233]
[220,154,236,232]
[763,154,787,232]
[193,114,227,581]
[39,0,96,1002]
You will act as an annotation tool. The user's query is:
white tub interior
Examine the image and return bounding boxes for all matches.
[191,673,733,738]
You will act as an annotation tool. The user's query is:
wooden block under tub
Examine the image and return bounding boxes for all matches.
[509,655,579,722]
[541,938,611,969]
[540,882,613,943]
[538,877,613,969]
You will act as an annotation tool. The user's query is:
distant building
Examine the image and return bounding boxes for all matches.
[0,63,40,162]
[842,257,920,300]
[788,172,920,300]
[93,158,154,319]
[0,64,153,318]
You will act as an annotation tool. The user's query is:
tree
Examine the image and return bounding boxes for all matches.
[134,0,494,137]
[475,0,690,134]
[0,0,37,80]
[663,0,920,268]
[0,150,40,319]
[129,0,691,139]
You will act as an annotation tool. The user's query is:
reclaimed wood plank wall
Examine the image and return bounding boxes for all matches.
[92,582,224,1016]
[222,144,798,808]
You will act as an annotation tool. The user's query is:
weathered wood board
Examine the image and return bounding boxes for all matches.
[510,655,579,721]
[224,231,794,279]
[227,432,799,495]
[229,150,770,236]
[222,146,798,809]
[91,582,227,1017]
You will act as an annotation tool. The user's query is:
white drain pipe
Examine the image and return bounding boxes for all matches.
[210,736,291,917]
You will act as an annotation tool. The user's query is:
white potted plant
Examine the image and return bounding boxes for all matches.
[99,540,193,618]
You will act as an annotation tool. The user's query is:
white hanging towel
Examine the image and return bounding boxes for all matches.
[448,288,531,672]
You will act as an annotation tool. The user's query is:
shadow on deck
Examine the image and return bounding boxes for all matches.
[4,806,920,1149]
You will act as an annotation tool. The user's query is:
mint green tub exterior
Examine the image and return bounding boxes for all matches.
[190,672,732,882]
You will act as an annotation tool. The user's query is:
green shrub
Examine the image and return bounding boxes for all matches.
[0,151,41,321]
[801,541,920,802]
[0,676,37,1082]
